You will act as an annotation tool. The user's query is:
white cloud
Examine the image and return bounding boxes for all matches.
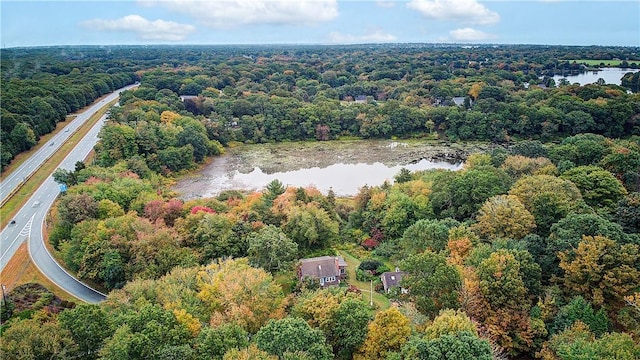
[328,29,397,44]
[449,27,495,41]
[145,0,339,28]
[376,1,396,8]
[82,15,195,41]
[407,0,500,25]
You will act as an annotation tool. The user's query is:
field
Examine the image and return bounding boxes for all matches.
[568,59,639,66]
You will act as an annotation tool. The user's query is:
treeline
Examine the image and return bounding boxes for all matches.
[0,50,137,169]
[2,44,640,171]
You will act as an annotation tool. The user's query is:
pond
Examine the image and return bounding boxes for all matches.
[172,140,489,198]
[550,67,635,86]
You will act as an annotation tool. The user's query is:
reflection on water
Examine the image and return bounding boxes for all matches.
[203,159,462,197]
[551,67,634,86]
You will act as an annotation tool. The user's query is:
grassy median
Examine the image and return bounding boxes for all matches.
[0,99,115,229]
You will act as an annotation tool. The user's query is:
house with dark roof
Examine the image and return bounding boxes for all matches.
[381,268,406,294]
[297,256,347,287]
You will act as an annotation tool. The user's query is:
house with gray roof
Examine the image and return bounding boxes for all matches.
[297,256,347,287]
[381,268,406,294]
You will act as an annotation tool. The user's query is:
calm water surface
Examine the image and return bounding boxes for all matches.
[228,159,462,196]
[181,158,462,198]
[551,67,634,86]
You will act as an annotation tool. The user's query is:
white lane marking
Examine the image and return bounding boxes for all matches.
[0,214,34,263]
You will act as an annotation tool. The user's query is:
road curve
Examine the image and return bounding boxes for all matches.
[1,85,136,302]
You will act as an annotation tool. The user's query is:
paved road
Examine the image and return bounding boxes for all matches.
[0,84,137,205]
[0,85,136,302]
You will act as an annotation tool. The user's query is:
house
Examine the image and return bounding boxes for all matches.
[381,268,406,294]
[298,256,347,287]
[452,96,471,107]
[355,95,367,104]
[180,95,198,102]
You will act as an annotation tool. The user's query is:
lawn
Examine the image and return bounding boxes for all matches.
[338,250,391,310]
[568,59,638,66]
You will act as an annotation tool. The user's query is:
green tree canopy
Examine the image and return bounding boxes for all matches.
[254,317,332,360]
[400,250,462,317]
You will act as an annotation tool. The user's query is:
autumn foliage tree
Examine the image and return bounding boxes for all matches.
[196,258,286,333]
[355,307,411,360]
[509,174,585,236]
[558,235,640,307]
[472,195,536,240]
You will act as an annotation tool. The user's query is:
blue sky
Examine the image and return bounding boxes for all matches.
[1,1,639,48]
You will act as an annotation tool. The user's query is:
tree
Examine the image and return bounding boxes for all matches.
[561,165,627,210]
[400,218,460,254]
[57,193,98,225]
[96,124,138,167]
[538,321,640,360]
[283,203,339,251]
[223,344,276,360]
[400,251,462,317]
[394,168,413,184]
[400,331,493,360]
[247,225,298,272]
[500,155,556,179]
[327,298,372,360]
[10,122,37,152]
[472,195,536,240]
[196,258,286,333]
[508,174,585,236]
[0,316,77,360]
[477,250,529,310]
[548,133,610,167]
[254,317,332,360]
[545,213,631,278]
[58,304,113,359]
[424,309,478,340]
[97,199,125,219]
[100,302,192,360]
[550,296,610,337]
[431,166,513,221]
[471,250,538,354]
[195,323,249,360]
[558,235,640,306]
[53,168,77,186]
[355,307,411,360]
[616,192,640,233]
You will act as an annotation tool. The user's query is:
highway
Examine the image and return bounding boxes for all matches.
[0,84,137,206]
[0,85,136,302]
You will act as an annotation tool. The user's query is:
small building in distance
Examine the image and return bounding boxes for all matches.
[297,256,347,287]
[380,268,407,294]
[452,96,472,107]
[180,95,198,102]
[355,95,367,104]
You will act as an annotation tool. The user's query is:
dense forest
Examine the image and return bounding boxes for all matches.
[1,45,640,360]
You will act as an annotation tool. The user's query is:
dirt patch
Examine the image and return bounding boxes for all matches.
[173,139,497,198]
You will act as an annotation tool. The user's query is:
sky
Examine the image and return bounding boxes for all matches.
[1,0,639,48]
